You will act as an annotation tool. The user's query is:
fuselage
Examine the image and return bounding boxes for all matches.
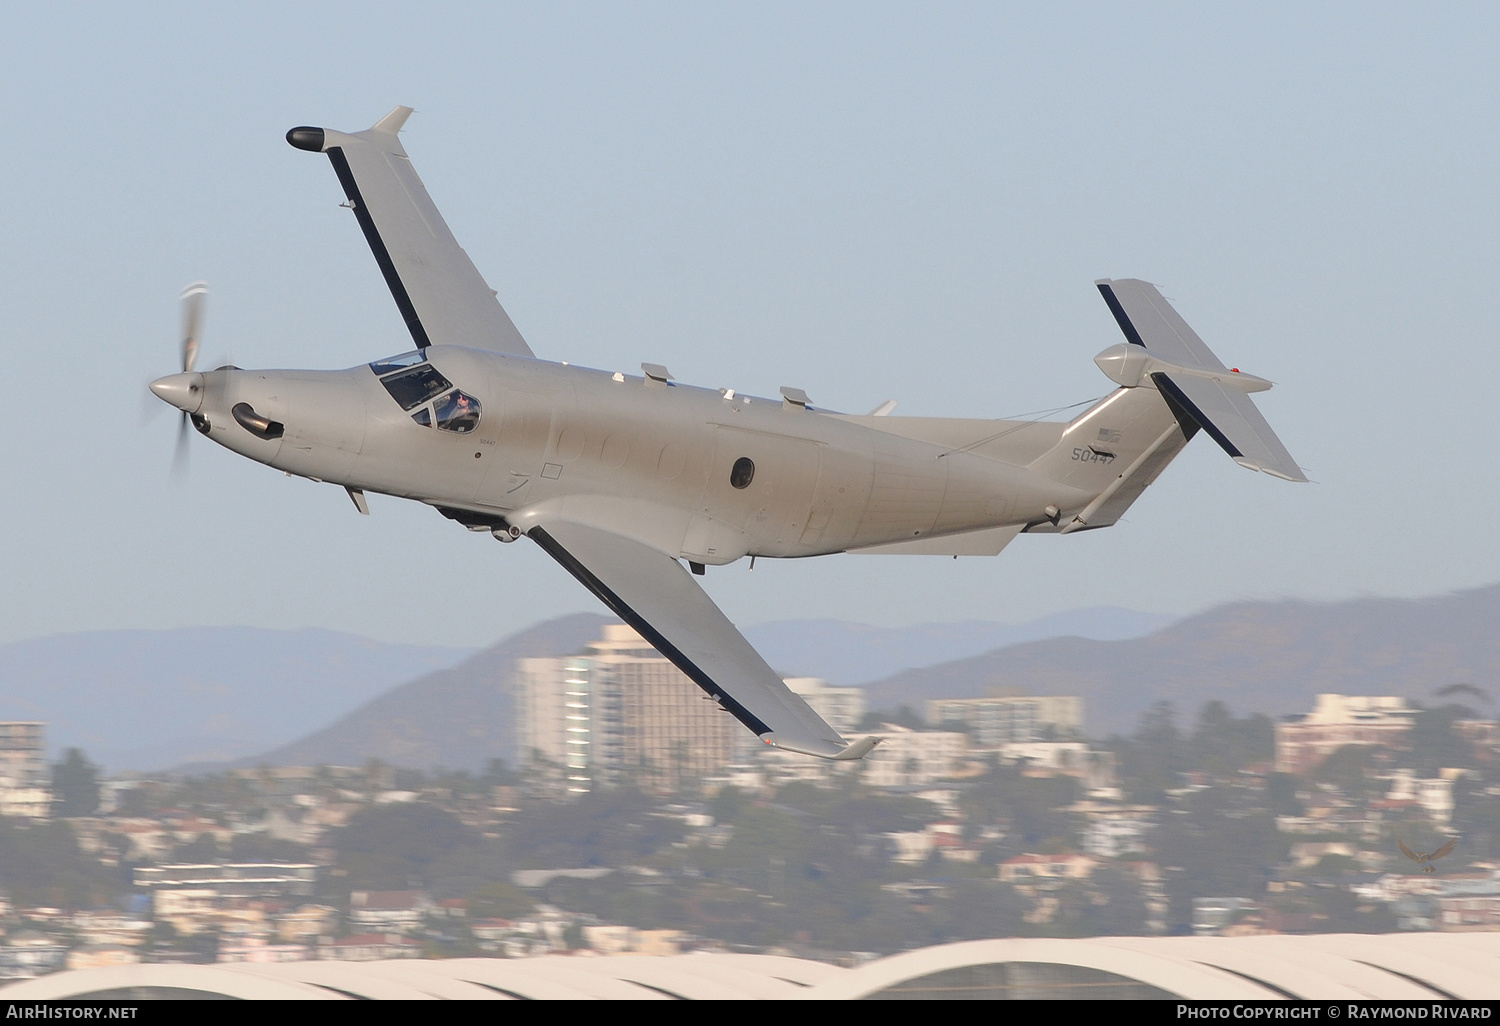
[161,347,1091,563]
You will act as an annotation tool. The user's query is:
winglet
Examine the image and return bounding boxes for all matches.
[831,735,884,761]
[370,106,413,136]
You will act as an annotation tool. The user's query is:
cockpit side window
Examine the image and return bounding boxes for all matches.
[368,350,427,376]
[434,391,481,433]
[379,364,454,411]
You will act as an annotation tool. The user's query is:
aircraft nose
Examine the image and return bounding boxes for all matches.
[149,372,205,414]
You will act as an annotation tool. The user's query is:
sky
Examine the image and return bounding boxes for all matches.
[2,3,1499,649]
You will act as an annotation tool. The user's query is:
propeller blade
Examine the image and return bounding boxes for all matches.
[180,281,208,373]
[173,412,191,477]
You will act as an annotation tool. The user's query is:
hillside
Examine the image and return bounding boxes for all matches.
[859,585,1500,734]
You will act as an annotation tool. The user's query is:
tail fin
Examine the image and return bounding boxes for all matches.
[1094,279,1306,482]
[1025,279,1304,533]
[1025,386,1194,533]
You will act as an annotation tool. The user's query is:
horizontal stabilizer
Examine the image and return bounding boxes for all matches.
[1096,278,1306,483]
[1152,372,1307,481]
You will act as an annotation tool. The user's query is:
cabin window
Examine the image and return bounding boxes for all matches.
[730,457,755,489]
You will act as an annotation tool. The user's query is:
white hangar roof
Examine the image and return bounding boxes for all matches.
[3,934,1498,1000]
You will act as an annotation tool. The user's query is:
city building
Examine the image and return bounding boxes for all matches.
[926,696,1083,747]
[783,678,865,737]
[316,934,420,962]
[133,863,318,900]
[1438,895,1500,931]
[133,863,319,934]
[1068,800,1158,858]
[0,722,51,819]
[349,891,432,934]
[999,742,1116,789]
[1192,897,1259,936]
[861,724,968,788]
[1274,694,1418,774]
[0,931,68,980]
[1384,768,1461,827]
[216,939,310,964]
[997,853,1098,885]
[516,625,745,791]
[0,722,47,787]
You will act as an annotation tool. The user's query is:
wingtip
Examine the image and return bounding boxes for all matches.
[761,733,884,761]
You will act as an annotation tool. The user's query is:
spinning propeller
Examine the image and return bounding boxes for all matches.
[150,283,209,474]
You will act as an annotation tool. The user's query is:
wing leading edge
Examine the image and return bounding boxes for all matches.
[287,107,534,358]
[528,520,879,761]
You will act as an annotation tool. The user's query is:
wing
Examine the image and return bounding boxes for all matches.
[287,107,534,358]
[1430,837,1459,861]
[1397,838,1420,862]
[527,520,877,760]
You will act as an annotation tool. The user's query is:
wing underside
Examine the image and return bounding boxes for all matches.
[527,520,876,760]
[288,107,534,358]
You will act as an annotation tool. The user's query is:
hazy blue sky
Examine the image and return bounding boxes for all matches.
[2,3,1498,647]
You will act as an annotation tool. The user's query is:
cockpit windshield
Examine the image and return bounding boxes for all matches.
[379,364,454,411]
[370,350,482,433]
[368,350,427,376]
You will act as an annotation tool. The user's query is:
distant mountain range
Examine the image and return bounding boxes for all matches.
[239,606,1170,773]
[858,586,1500,734]
[0,608,1168,773]
[241,613,611,774]
[5,587,1498,774]
[0,628,474,772]
[745,608,1172,686]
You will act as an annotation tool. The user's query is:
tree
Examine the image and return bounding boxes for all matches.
[1188,702,1273,777]
[467,881,535,920]
[1406,703,1480,774]
[332,803,475,891]
[1111,702,1187,802]
[51,749,100,818]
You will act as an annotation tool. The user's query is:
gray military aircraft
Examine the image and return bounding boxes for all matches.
[150,107,1305,762]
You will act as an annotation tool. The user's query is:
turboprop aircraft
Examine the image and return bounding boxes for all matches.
[149,107,1306,762]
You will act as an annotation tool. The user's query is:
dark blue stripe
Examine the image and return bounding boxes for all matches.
[1151,372,1240,458]
[1097,282,1147,348]
[527,527,773,737]
[326,147,432,350]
